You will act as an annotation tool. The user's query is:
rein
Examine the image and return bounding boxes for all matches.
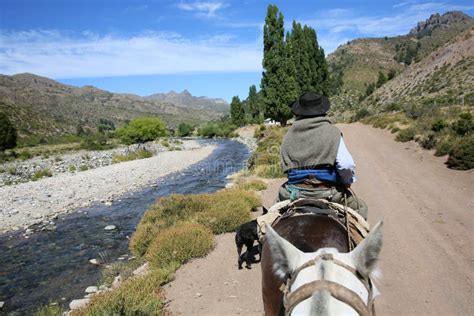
[280,253,375,316]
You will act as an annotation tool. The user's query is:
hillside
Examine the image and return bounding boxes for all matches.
[146,90,229,114]
[328,11,473,96]
[0,74,227,140]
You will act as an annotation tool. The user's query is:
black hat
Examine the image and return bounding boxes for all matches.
[291,92,330,116]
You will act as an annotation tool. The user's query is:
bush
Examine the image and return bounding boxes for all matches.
[34,304,63,316]
[69,165,76,172]
[130,188,259,256]
[451,112,473,136]
[197,121,237,138]
[435,138,454,156]
[0,111,17,151]
[419,134,437,150]
[19,150,32,160]
[116,117,167,144]
[249,127,287,178]
[79,164,89,171]
[396,128,416,142]
[176,122,194,137]
[112,149,153,163]
[446,136,474,170]
[80,134,112,151]
[72,267,175,316]
[236,179,268,191]
[353,108,371,122]
[32,169,53,181]
[145,222,214,269]
[431,119,448,132]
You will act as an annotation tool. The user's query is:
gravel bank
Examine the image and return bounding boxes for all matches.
[0,142,216,233]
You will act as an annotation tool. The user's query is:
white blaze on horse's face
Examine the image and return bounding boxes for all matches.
[265,221,383,316]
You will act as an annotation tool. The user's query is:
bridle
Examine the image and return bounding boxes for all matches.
[280,253,376,316]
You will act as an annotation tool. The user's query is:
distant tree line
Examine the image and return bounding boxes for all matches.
[230,4,340,126]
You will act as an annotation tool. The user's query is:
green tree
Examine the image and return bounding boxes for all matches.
[116,117,167,144]
[0,112,17,151]
[230,96,245,126]
[176,122,194,137]
[260,5,297,125]
[376,71,387,88]
[245,85,262,123]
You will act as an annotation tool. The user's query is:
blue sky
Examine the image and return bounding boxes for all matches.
[1,1,473,102]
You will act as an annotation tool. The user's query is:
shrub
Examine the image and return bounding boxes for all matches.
[130,188,259,256]
[112,149,153,163]
[161,139,170,147]
[72,267,176,316]
[451,112,473,136]
[176,122,194,137]
[431,119,448,132]
[435,138,454,156]
[145,222,214,269]
[80,134,112,151]
[0,111,17,151]
[34,304,63,316]
[19,150,32,160]
[395,128,416,142]
[236,179,267,191]
[419,134,437,150]
[79,164,89,171]
[197,121,237,138]
[391,126,400,134]
[32,169,53,181]
[353,108,371,122]
[116,117,167,145]
[446,136,474,170]
[68,165,76,172]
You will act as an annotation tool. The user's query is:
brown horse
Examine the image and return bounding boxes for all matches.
[261,214,382,315]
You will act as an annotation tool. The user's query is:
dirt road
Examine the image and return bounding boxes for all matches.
[164,123,473,315]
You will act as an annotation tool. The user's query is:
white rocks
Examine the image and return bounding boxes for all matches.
[0,301,4,308]
[132,262,150,276]
[69,298,90,310]
[104,225,117,230]
[104,201,113,206]
[89,259,99,265]
[225,183,235,189]
[85,286,98,294]
[112,275,122,289]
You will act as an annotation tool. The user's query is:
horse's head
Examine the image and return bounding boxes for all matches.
[265,221,383,315]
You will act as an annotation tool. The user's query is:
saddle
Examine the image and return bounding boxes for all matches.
[256,198,370,247]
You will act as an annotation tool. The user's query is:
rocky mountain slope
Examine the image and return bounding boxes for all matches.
[146,90,229,113]
[328,11,473,96]
[0,74,227,139]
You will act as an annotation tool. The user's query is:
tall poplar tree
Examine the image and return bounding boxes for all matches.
[260,5,297,125]
[230,96,245,126]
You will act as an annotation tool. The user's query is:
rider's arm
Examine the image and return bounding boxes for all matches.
[335,137,357,185]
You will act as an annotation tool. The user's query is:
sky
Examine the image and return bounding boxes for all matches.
[1,0,473,102]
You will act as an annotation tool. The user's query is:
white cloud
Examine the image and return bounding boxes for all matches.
[0,30,262,78]
[177,1,227,17]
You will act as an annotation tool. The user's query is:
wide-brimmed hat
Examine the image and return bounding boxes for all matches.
[291,92,330,116]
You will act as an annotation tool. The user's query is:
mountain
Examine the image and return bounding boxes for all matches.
[146,90,229,113]
[328,11,473,96]
[0,74,227,139]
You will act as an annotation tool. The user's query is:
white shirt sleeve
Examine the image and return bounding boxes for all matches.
[335,137,357,184]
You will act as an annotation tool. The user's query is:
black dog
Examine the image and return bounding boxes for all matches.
[235,207,268,269]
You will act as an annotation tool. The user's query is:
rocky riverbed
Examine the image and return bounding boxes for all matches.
[0,140,215,233]
[0,139,187,186]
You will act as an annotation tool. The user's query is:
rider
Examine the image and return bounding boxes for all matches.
[277,91,368,219]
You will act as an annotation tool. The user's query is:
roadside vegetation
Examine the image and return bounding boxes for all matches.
[111,149,154,163]
[72,187,260,315]
[249,125,287,178]
[356,107,473,170]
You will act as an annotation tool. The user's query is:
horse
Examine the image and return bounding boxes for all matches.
[261,214,383,315]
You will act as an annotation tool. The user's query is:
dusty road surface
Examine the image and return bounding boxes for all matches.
[164,123,473,315]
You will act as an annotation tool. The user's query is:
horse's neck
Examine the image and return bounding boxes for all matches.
[290,252,369,316]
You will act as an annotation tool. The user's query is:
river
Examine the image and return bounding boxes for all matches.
[0,139,250,315]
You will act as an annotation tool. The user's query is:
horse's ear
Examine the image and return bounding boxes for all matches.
[262,206,269,215]
[265,225,302,279]
[350,221,383,278]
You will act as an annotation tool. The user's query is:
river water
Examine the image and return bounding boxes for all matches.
[0,139,250,315]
